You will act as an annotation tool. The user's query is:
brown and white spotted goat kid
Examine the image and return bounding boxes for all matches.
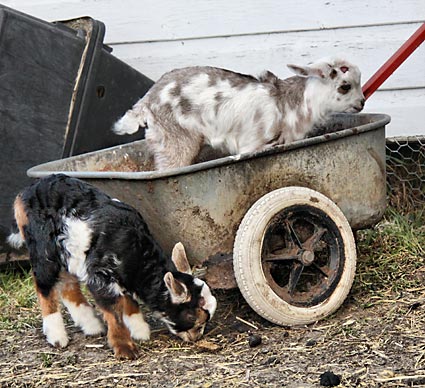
[8,174,216,359]
[113,57,365,170]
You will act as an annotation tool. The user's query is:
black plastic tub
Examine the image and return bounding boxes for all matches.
[0,5,153,252]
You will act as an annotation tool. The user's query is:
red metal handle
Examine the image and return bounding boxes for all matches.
[362,22,425,100]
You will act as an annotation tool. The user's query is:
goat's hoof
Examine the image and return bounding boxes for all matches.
[114,342,139,360]
[82,318,105,336]
[46,332,69,348]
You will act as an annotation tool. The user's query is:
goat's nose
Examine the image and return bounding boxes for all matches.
[360,98,365,108]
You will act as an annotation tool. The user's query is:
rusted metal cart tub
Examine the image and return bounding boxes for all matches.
[28,113,390,326]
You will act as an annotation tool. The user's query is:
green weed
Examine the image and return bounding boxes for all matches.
[354,207,425,301]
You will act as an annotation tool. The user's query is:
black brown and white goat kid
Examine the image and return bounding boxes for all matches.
[8,174,216,359]
[113,57,365,170]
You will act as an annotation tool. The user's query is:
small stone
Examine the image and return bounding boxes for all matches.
[306,339,317,347]
[319,371,341,386]
[264,356,279,365]
[248,334,262,348]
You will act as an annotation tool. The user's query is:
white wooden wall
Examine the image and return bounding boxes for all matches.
[4,0,425,136]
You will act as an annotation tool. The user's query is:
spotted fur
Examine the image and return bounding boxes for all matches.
[8,174,216,359]
[113,57,365,170]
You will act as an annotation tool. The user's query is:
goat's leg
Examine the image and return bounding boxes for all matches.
[85,254,138,359]
[96,295,139,359]
[59,272,104,336]
[30,249,68,348]
[17,193,70,347]
[145,117,202,170]
[123,295,150,341]
[35,280,69,348]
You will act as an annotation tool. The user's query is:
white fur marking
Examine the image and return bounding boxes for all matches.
[63,218,92,282]
[43,311,69,348]
[108,282,124,297]
[123,313,150,341]
[62,300,104,336]
[194,278,217,318]
[7,232,24,249]
[113,110,141,135]
[284,107,300,140]
[160,316,177,335]
[159,81,177,105]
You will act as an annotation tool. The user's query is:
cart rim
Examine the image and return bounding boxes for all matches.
[27,113,391,180]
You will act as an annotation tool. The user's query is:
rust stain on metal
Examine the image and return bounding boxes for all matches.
[191,206,223,238]
[147,181,155,194]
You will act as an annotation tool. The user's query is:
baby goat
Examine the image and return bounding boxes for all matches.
[113,57,365,170]
[8,174,216,359]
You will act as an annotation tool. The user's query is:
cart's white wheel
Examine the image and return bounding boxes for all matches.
[233,186,356,326]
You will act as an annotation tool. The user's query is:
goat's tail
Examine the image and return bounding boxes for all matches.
[7,221,25,249]
[7,194,27,249]
[112,101,148,135]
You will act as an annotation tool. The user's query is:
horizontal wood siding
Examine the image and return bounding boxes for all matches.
[111,23,425,89]
[4,0,424,42]
[366,89,425,137]
[4,0,425,136]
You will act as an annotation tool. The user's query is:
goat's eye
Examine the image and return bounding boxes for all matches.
[341,84,351,91]
[180,311,196,325]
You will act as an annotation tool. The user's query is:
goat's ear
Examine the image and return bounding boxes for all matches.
[164,272,190,303]
[287,64,311,77]
[288,63,328,79]
[171,242,192,274]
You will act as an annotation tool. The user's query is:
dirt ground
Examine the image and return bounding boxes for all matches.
[2,280,425,388]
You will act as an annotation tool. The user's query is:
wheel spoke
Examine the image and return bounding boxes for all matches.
[265,255,299,263]
[302,227,326,251]
[285,220,302,249]
[264,247,301,262]
[288,261,304,295]
[312,263,330,278]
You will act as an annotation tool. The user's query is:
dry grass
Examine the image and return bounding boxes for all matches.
[1,207,425,387]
